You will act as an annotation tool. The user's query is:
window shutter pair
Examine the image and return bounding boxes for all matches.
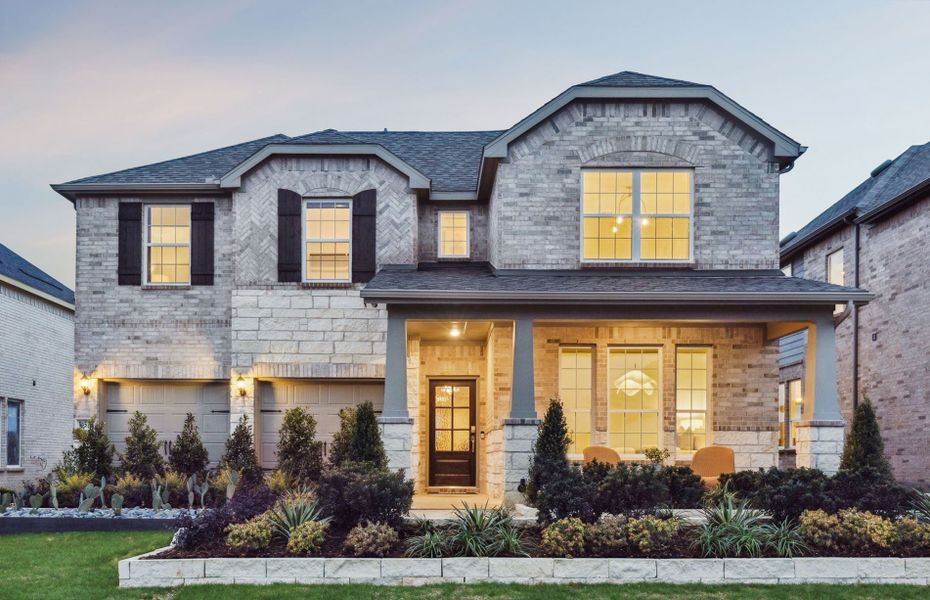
[276,188,377,283]
[117,202,214,286]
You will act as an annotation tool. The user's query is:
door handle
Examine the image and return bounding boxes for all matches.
[470,434,476,453]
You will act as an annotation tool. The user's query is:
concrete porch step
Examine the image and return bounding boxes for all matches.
[425,486,479,495]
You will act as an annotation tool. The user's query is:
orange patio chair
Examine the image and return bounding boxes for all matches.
[582,446,621,466]
[691,446,735,489]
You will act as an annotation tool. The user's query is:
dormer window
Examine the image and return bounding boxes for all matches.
[582,170,692,262]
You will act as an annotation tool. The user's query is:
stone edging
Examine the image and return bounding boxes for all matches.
[119,549,930,587]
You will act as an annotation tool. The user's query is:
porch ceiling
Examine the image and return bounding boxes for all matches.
[406,320,493,342]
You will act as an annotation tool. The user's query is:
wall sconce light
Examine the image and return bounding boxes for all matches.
[80,374,92,396]
[236,376,248,396]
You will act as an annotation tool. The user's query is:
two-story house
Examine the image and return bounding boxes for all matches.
[54,71,868,499]
[779,141,930,484]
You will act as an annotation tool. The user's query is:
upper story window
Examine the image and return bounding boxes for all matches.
[305,200,351,282]
[582,170,692,262]
[827,248,845,314]
[781,263,792,277]
[438,211,470,259]
[144,205,190,285]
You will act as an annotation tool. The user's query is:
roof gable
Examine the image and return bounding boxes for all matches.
[0,243,74,306]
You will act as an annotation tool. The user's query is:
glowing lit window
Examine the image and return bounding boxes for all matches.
[582,170,692,262]
[778,379,803,449]
[438,211,469,258]
[607,348,661,454]
[827,248,845,314]
[676,348,710,453]
[304,200,351,282]
[559,347,593,455]
[145,205,190,284]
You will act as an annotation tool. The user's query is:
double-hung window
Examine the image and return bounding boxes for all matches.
[5,400,22,468]
[558,347,593,456]
[144,205,191,284]
[607,348,661,454]
[675,348,710,453]
[304,200,351,282]
[438,211,469,258]
[582,170,692,262]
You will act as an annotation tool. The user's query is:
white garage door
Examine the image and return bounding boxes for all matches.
[258,380,384,469]
[105,381,229,467]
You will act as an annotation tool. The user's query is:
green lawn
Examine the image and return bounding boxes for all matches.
[0,531,927,600]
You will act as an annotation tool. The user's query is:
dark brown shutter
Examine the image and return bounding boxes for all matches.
[190,202,214,285]
[117,202,142,285]
[277,189,302,282]
[352,189,377,283]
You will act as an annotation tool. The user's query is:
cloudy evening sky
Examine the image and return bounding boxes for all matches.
[2,0,930,288]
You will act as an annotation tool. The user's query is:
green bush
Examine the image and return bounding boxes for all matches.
[799,508,894,556]
[120,411,165,481]
[526,399,571,506]
[344,522,400,557]
[316,462,413,528]
[596,463,669,515]
[840,399,892,479]
[447,503,530,557]
[327,406,355,468]
[585,513,629,557]
[169,413,209,477]
[717,467,835,521]
[626,515,680,557]
[277,407,324,484]
[113,473,147,507]
[69,417,115,480]
[220,415,263,483]
[658,466,705,508]
[697,492,804,558]
[287,520,328,555]
[535,464,596,525]
[890,517,930,556]
[344,402,387,469]
[540,517,586,557]
[829,467,910,517]
[225,514,273,551]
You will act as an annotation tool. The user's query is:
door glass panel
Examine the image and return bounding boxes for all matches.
[433,384,472,453]
[453,408,469,428]
[435,430,451,451]
[453,430,470,451]
[453,386,470,407]
[435,408,451,429]
[435,386,452,406]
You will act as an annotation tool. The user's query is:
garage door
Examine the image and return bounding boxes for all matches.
[258,380,384,469]
[105,381,230,467]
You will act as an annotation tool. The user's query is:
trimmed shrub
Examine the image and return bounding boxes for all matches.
[799,508,894,556]
[263,469,289,496]
[890,518,930,556]
[327,406,356,468]
[346,402,387,469]
[585,513,629,557]
[226,514,273,551]
[540,517,586,558]
[226,482,277,524]
[717,467,835,521]
[344,522,400,557]
[658,466,704,509]
[626,515,680,557]
[596,463,669,515]
[113,473,147,508]
[526,400,570,505]
[316,462,413,528]
[169,413,209,477]
[840,398,891,479]
[535,464,596,525]
[287,520,328,555]
[220,415,263,483]
[121,411,165,481]
[277,407,324,484]
[70,417,115,480]
[829,467,909,517]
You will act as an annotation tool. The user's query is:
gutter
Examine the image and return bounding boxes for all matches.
[855,177,930,223]
[780,206,859,263]
[852,221,861,409]
[51,182,222,203]
[0,274,75,311]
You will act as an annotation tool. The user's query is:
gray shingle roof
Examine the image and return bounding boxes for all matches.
[0,243,74,305]
[580,71,702,88]
[361,264,870,304]
[782,141,930,256]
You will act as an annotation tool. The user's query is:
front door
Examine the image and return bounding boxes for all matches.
[429,380,476,487]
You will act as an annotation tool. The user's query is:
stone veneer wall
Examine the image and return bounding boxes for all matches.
[417,201,489,263]
[489,100,781,271]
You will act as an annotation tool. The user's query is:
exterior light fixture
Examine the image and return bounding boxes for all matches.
[449,325,461,338]
[80,374,92,396]
[236,376,248,396]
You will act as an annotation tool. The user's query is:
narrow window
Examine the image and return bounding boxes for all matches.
[144,205,190,284]
[607,348,661,454]
[827,248,845,314]
[676,348,710,453]
[778,379,803,449]
[6,400,21,467]
[438,211,469,258]
[304,200,351,282]
[559,347,593,456]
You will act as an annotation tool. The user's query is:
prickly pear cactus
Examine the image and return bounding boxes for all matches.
[110,493,124,516]
[98,476,107,509]
[151,482,163,511]
[50,482,58,509]
[0,492,10,513]
[225,469,239,500]
[29,494,43,513]
[186,475,196,509]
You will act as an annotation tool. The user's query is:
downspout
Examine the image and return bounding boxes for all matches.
[852,221,861,409]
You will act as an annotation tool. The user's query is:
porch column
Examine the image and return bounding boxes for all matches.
[795,314,846,474]
[510,317,537,420]
[379,312,413,474]
[502,317,540,498]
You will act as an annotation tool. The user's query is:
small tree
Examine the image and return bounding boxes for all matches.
[221,415,263,483]
[526,399,571,504]
[121,411,164,480]
[71,417,115,479]
[277,407,324,483]
[169,413,209,476]
[346,401,387,470]
[840,398,892,479]
[328,406,356,468]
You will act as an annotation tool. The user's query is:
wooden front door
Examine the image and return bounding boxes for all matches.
[429,380,476,487]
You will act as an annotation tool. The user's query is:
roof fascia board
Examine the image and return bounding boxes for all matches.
[483,86,803,160]
[51,182,221,202]
[428,192,479,201]
[0,274,75,311]
[219,144,431,190]
[780,207,858,263]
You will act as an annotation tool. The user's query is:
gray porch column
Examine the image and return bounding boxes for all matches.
[379,312,413,474]
[510,317,537,420]
[796,314,846,474]
[502,317,540,498]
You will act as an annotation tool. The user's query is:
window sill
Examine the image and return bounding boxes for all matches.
[437,257,472,262]
[299,282,356,290]
[581,261,696,270]
[141,285,192,291]
[3,466,24,472]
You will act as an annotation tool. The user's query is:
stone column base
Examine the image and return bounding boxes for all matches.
[378,417,414,474]
[502,419,540,494]
[795,420,845,475]
[712,430,778,471]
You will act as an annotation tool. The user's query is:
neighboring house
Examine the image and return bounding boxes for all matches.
[54,70,868,499]
[0,244,74,488]
[780,141,930,484]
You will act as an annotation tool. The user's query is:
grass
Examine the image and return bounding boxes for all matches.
[0,531,928,599]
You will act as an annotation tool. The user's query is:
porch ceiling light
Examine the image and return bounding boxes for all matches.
[79,374,92,396]
[236,376,248,396]
[449,322,465,338]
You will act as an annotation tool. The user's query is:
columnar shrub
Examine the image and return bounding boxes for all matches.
[277,407,324,484]
[69,417,115,480]
[121,411,164,481]
[840,399,891,479]
[526,400,570,505]
[345,402,387,469]
[169,413,209,477]
[220,415,263,483]
[327,406,355,468]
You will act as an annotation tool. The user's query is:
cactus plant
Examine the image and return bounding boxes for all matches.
[225,468,239,500]
[186,475,196,509]
[151,482,163,511]
[78,484,101,513]
[13,492,24,510]
[98,476,107,508]
[111,493,124,516]
[29,494,43,513]
[50,480,59,509]
[0,492,10,513]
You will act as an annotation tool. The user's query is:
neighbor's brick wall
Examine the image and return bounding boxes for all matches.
[417,201,489,262]
[489,100,780,270]
[0,283,74,486]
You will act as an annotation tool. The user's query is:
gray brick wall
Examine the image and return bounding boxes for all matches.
[417,201,489,263]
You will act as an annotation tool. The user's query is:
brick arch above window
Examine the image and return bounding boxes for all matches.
[582,150,697,169]
[578,137,701,165]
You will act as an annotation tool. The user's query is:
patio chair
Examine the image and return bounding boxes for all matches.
[691,446,735,489]
[582,446,621,466]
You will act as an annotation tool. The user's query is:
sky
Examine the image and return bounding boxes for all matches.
[2,0,930,289]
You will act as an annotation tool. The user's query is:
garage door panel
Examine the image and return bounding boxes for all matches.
[202,414,229,435]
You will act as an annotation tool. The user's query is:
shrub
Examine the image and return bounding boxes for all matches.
[890,518,930,556]
[263,469,289,496]
[840,398,891,479]
[113,473,147,507]
[120,411,164,481]
[226,482,277,524]
[156,470,187,507]
[405,519,449,558]
[829,467,909,517]
[799,508,894,556]
[328,406,356,468]
[169,413,209,477]
[220,415,263,483]
[541,517,586,558]
[225,514,273,551]
[70,417,115,479]
[535,464,596,525]
[717,467,835,521]
[626,515,680,557]
[55,472,94,507]
[346,402,387,469]
[316,462,413,528]
[176,508,233,550]
[596,463,669,515]
[526,400,570,505]
[276,407,324,484]
[287,520,328,555]
[657,466,704,509]
[344,522,400,557]
[447,503,530,557]
[267,498,328,540]
[697,492,804,558]
[585,513,629,557]
[643,447,670,466]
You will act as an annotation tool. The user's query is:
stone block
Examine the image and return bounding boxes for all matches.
[324,558,381,579]
[488,558,553,579]
[204,558,265,579]
[265,558,325,579]
[121,576,184,588]
[655,559,723,582]
[553,558,608,579]
[381,558,441,577]
[793,557,858,579]
[856,558,905,578]
[132,558,204,579]
[905,557,930,577]
[442,557,489,579]
[724,558,794,580]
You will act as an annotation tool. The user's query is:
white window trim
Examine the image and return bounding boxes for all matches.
[826,248,845,314]
[674,346,713,461]
[558,345,594,460]
[142,204,191,286]
[436,210,471,259]
[302,197,353,283]
[5,399,22,468]
[607,346,663,460]
[580,168,695,263]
